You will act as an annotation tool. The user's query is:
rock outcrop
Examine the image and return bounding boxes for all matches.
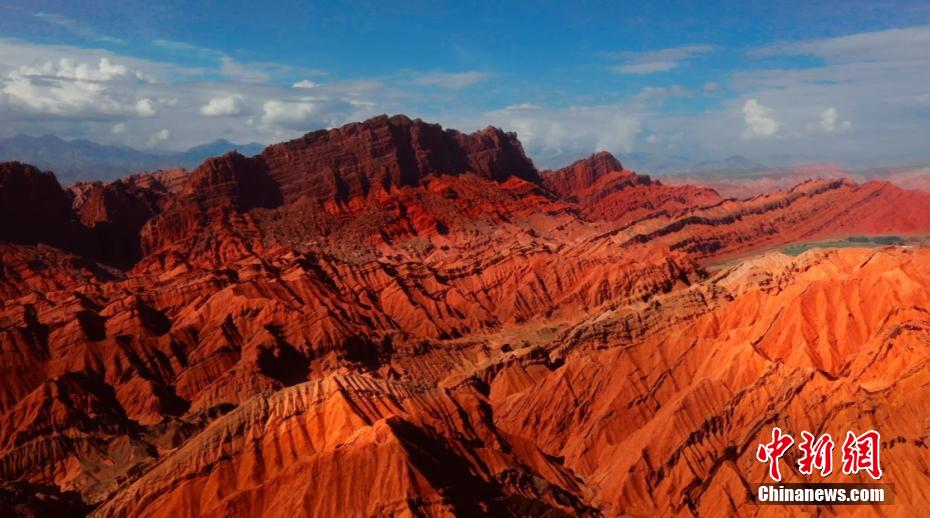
[542,152,722,224]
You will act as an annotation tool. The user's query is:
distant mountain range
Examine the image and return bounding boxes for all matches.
[0,134,265,184]
[621,152,766,174]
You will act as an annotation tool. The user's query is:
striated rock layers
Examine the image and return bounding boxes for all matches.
[1,115,930,517]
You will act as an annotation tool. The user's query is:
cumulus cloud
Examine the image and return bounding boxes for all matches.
[262,99,319,127]
[260,97,366,131]
[14,57,138,81]
[719,24,930,163]
[146,128,170,148]
[135,98,156,116]
[0,40,382,149]
[1,24,928,168]
[819,107,852,134]
[200,94,245,116]
[611,44,716,75]
[820,107,839,133]
[474,103,642,167]
[0,57,155,117]
[741,99,779,139]
[820,107,837,132]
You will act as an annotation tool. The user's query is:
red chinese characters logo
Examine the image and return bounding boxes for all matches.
[756,428,882,481]
[797,431,835,477]
[755,427,794,482]
[841,430,883,480]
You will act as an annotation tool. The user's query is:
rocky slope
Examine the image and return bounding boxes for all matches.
[1,115,929,517]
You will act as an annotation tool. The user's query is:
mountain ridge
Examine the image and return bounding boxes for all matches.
[0,133,264,184]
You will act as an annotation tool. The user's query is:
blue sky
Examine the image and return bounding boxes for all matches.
[0,0,929,168]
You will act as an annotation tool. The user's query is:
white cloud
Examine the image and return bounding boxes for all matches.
[200,94,245,116]
[136,98,156,116]
[0,58,153,117]
[0,40,381,149]
[219,56,271,83]
[1,24,928,169]
[611,44,716,75]
[292,79,319,89]
[146,128,170,148]
[754,25,930,63]
[741,99,779,139]
[410,71,491,89]
[475,103,642,167]
[819,107,852,134]
[260,97,365,131]
[714,24,930,163]
[263,99,316,126]
[21,57,123,80]
[820,107,837,133]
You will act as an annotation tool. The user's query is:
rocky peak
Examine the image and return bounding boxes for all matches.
[542,151,640,196]
[254,114,539,204]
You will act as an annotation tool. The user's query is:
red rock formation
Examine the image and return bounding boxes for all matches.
[543,152,722,224]
[69,176,176,268]
[542,151,625,195]
[0,162,92,255]
[257,114,538,205]
[614,177,930,261]
[1,115,930,516]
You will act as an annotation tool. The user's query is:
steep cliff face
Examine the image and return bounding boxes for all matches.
[69,177,175,268]
[2,116,930,516]
[0,162,92,255]
[137,115,542,265]
[259,115,538,204]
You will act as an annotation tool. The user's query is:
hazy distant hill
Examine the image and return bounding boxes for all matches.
[622,152,766,174]
[0,134,264,184]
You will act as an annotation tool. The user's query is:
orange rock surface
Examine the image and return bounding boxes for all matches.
[1,115,929,517]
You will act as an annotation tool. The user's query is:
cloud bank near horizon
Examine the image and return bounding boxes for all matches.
[0,20,928,169]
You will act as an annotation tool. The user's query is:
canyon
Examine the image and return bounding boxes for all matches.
[1,114,929,517]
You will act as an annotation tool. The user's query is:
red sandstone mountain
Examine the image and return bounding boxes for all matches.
[542,151,721,224]
[1,115,930,517]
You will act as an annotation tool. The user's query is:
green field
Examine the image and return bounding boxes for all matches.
[704,235,928,272]
[779,235,906,256]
